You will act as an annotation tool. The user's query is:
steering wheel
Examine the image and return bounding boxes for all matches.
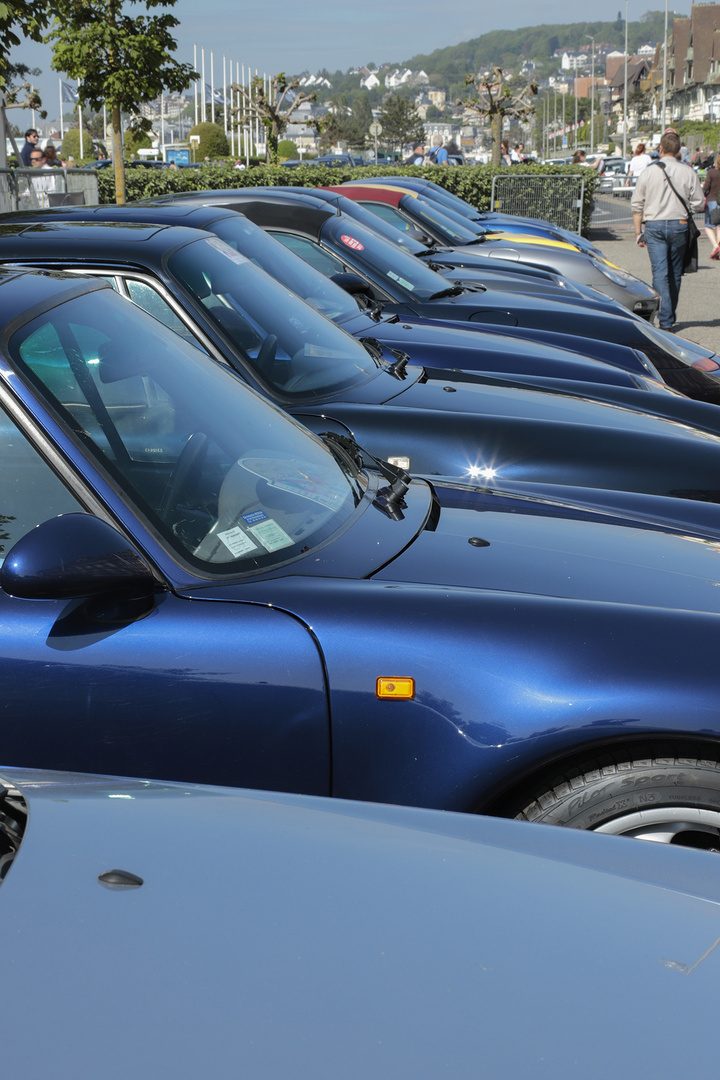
[158,431,209,521]
[255,334,278,378]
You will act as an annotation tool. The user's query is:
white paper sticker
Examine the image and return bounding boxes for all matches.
[217,526,259,557]
[207,236,248,264]
[387,270,415,292]
[249,519,294,552]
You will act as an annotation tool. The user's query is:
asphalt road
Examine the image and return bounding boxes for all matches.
[588,215,720,354]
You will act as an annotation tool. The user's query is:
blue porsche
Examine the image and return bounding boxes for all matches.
[5,267,720,845]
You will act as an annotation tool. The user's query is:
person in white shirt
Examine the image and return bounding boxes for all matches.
[628,143,652,181]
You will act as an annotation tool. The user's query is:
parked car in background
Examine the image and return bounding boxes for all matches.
[7,199,664,392]
[325,182,659,316]
[5,216,720,512]
[6,270,720,836]
[4,766,720,1078]
[309,153,365,168]
[132,188,720,402]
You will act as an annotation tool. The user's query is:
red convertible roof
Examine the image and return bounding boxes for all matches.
[322,184,409,207]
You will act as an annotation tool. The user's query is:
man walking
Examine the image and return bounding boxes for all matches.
[631,131,705,330]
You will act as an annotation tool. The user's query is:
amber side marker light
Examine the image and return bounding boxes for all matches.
[376,677,415,700]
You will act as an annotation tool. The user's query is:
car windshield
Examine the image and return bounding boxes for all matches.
[208,214,363,325]
[634,320,717,366]
[333,195,429,256]
[408,197,487,241]
[9,288,364,575]
[167,236,380,398]
[322,217,450,302]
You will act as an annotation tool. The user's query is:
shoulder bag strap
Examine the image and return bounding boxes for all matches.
[655,161,694,220]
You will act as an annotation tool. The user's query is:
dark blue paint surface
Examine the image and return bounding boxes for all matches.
[2,266,720,817]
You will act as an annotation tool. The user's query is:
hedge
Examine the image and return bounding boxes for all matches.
[97,161,598,234]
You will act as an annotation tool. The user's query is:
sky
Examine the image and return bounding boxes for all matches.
[11,0,628,127]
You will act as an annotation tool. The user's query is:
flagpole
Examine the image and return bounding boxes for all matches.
[103,104,107,146]
[201,48,206,123]
[78,80,83,160]
[223,56,227,136]
[210,51,215,125]
[194,43,198,126]
[59,78,64,140]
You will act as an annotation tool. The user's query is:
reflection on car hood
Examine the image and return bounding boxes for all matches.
[374,484,720,613]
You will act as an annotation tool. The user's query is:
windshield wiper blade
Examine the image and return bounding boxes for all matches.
[428,285,466,301]
[321,431,410,520]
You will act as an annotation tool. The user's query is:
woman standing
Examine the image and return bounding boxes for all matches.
[702,152,720,260]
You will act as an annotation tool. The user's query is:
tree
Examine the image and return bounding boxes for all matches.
[0,60,46,168]
[378,94,425,152]
[61,125,94,161]
[46,0,195,204]
[0,3,48,88]
[187,121,229,160]
[458,68,537,165]
[232,73,315,164]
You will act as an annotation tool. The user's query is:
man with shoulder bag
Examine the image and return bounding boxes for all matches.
[631,131,705,330]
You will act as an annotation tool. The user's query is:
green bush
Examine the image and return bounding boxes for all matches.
[59,127,95,164]
[98,159,597,233]
[187,121,230,160]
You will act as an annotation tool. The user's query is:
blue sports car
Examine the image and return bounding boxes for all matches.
[5,267,720,844]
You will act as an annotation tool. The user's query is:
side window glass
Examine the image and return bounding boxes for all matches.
[359,202,414,231]
[125,279,209,352]
[0,408,85,566]
[271,232,346,276]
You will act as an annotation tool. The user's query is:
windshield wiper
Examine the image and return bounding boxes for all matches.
[359,339,409,378]
[428,285,466,301]
[321,431,410,520]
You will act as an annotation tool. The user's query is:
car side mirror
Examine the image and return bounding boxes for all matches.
[407,229,434,246]
[330,272,375,299]
[1,514,157,603]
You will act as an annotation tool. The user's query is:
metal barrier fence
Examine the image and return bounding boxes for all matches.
[490,173,585,234]
[0,168,99,212]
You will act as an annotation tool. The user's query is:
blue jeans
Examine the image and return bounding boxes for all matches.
[644,220,688,328]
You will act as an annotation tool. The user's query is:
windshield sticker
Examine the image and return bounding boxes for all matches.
[248,519,294,552]
[340,234,365,251]
[387,270,415,292]
[217,526,259,557]
[207,237,248,264]
[241,510,269,526]
[239,455,343,509]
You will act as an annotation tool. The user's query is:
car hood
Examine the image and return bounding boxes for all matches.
[2,768,720,1079]
[373,483,720,613]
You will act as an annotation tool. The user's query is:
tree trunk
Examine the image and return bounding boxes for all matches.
[490,112,503,166]
[111,103,126,205]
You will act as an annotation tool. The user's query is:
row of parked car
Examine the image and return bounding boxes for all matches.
[2,177,720,1074]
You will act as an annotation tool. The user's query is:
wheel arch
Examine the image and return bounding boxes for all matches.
[475,733,720,819]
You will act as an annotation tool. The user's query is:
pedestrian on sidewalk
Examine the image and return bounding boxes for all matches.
[631,131,705,330]
[702,153,720,260]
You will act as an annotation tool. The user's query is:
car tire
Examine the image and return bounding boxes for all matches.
[514,752,720,850]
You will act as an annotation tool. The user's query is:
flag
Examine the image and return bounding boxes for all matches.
[204,83,226,105]
[60,81,79,105]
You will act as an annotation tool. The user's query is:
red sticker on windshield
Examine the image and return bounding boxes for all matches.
[341,234,364,251]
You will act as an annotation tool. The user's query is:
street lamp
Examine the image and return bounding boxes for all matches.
[585,35,595,154]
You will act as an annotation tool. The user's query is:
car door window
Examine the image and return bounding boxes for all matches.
[0,407,85,565]
[270,232,347,276]
[358,202,416,231]
[124,279,210,352]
